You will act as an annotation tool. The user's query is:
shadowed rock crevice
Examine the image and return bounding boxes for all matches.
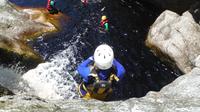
[0,48,42,71]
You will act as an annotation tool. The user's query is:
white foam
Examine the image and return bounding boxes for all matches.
[21,23,87,100]
[22,46,79,100]
[0,0,7,7]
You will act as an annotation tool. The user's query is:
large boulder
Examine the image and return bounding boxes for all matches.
[146,10,200,73]
[0,0,64,69]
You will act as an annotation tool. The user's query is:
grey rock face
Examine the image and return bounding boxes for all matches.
[146,10,200,73]
[1,67,200,112]
[0,95,60,112]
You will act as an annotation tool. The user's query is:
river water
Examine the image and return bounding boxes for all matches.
[4,0,182,100]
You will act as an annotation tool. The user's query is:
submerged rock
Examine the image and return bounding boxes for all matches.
[146,10,200,73]
[0,0,64,69]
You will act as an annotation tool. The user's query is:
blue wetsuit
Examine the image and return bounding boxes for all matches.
[77,57,125,83]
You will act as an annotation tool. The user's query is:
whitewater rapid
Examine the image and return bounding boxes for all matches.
[22,33,85,100]
[0,64,25,94]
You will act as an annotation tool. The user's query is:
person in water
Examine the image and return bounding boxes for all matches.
[100,15,109,31]
[77,44,125,100]
[47,0,58,14]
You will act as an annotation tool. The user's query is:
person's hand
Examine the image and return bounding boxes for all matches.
[109,74,119,83]
[88,56,94,61]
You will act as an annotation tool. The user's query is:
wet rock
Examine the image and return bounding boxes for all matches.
[1,67,200,112]
[0,95,60,111]
[4,69,200,111]
[159,67,200,99]
[0,84,13,97]
[139,0,198,13]
[146,10,200,73]
[0,0,63,69]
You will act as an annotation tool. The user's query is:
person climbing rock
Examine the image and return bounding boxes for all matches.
[77,44,125,100]
[81,0,88,6]
[100,15,109,31]
[47,0,58,14]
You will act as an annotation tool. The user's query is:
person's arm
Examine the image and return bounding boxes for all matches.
[77,57,93,83]
[104,23,109,31]
[113,59,125,80]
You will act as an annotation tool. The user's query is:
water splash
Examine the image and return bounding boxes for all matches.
[0,64,25,94]
[21,28,86,100]
[22,46,79,100]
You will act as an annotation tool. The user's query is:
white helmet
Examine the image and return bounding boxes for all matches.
[94,44,114,70]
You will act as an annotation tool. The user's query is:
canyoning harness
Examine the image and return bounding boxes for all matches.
[100,19,109,31]
[78,73,119,100]
[89,64,119,82]
[78,65,119,100]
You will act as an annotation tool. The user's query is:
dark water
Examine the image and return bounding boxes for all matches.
[190,1,200,24]
[9,0,182,100]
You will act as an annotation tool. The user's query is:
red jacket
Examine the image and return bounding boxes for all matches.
[100,19,108,27]
[46,0,52,10]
